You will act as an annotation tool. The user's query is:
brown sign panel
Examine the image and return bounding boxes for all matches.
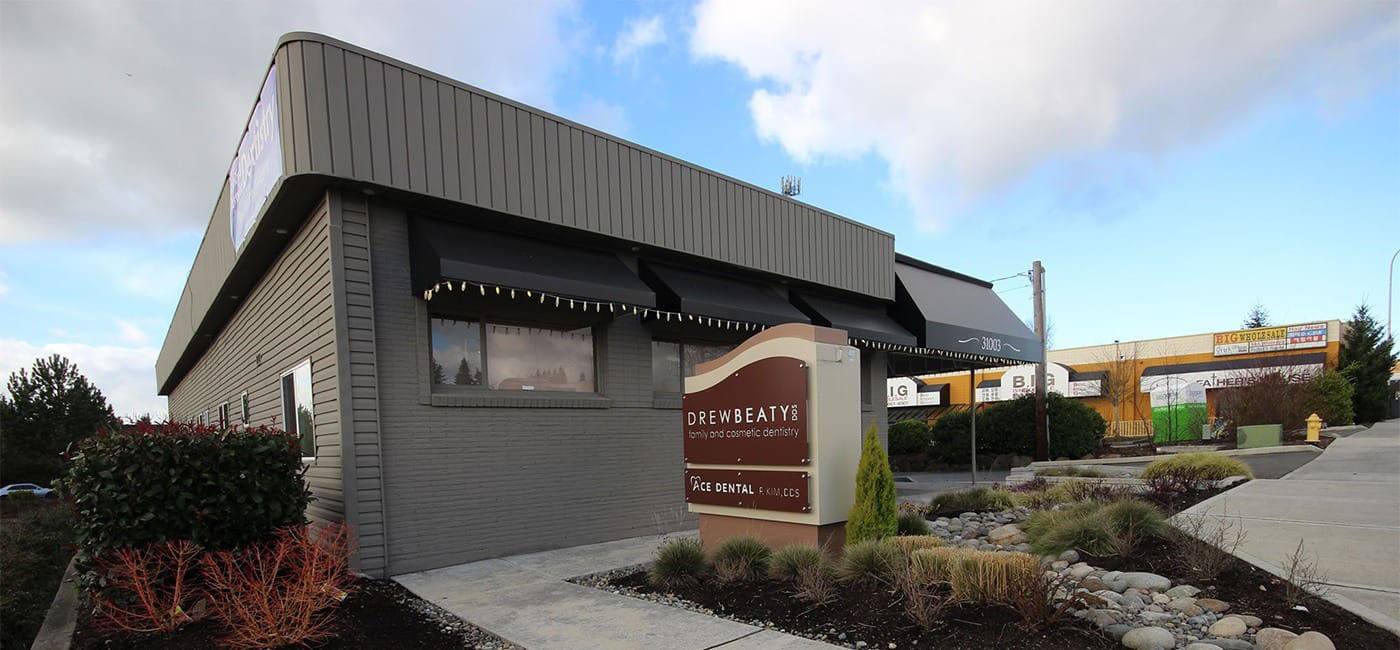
[682,356,809,465]
[685,468,810,513]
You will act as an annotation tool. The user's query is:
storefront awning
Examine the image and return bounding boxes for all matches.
[891,254,1041,364]
[640,263,810,326]
[409,217,655,307]
[791,292,916,346]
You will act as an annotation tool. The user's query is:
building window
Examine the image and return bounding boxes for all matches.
[217,402,230,428]
[239,392,250,424]
[682,341,737,379]
[431,317,595,393]
[652,341,682,394]
[281,360,314,458]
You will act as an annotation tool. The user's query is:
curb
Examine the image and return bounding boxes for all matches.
[30,556,78,650]
[1174,492,1400,639]
[1024,444,1320,470]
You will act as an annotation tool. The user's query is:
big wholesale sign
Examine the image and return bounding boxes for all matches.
[1212,322,1327,357]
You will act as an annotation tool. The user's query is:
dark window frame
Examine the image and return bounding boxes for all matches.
[429,313,601,397]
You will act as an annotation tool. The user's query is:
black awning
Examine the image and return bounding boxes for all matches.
[409,217,655,307]
[891,254,1041,364]
[791,292,917,346]
[640,262,809,326]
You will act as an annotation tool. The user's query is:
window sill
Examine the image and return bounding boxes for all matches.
[430,391,613,409]
[652,395,683,410]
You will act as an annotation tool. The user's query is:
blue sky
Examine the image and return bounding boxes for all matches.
[1,1,1397,416]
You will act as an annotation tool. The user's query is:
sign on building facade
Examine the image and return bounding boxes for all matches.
[1212,322,1327,357]
[682,356,809,465]
[229,65,283,252]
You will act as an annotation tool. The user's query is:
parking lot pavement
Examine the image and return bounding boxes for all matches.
[894,469,1011,503]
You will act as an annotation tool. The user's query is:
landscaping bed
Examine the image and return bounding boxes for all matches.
[71,577,516,649]
[596,567,1115,649]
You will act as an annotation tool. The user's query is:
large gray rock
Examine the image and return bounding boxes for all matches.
[1122,572,1172,591]
[1196,598,1230,613]
[987,524,1027,545]
[1282,631,1335,650]
[1167,585,1202,599]
[1168,598,1204,616]
[1236,614,1262,628]
[1059,549,1081,563]
[1203,639,1256,650]
[1207,616,1247,638]
[1104,623,1135,641]
[1185,644,1224,650]
[1069,563,1096,579]
[1121,626,1175,650]
[1255,628,1298,650]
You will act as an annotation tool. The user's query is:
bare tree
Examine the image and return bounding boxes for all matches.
[1095,340,1149,437]
[1281,539,1329,605]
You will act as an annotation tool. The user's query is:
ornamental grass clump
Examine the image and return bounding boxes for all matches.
[711,536,772,584]
[768,544,826,582]
[1026,498,1168,557]
[949,550,1039,604]
[649,537,707,590]
[908,547,964,585]
[891,535,944,555]
[846,425,897,544]
[1141,452,1253,485]
[837,538,903,586]
[927,486,1017,516]
[897,510,932,536]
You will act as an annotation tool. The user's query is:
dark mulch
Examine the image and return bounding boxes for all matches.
[610,571,1115,649]
[72,578,486,649]
[1082,535,1385,647]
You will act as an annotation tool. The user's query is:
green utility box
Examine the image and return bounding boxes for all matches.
[1236,424,1282,449]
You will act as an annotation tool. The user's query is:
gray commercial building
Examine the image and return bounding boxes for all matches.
[157,33,1040,576]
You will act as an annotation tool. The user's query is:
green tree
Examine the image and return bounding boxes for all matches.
[0,355,116,484]
[1242,304,1270,329]
[1306,369,1354,426]
[1340,303,1397,423]
[846,424,897,544]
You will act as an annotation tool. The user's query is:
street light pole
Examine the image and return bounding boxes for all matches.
[1389,248,1399,341]
[1032,261,1049,461]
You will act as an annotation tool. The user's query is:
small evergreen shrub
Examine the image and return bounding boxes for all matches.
[64,422,310,556]
[927,486,1017,516]
[1141,453,1253,485]
[837,538,903,586]
[649,538,707,590]
[892,535,944,555]
[711,536,771,584]
[769,544,826,582]
[897,510,932,536]
[1306,369,1354,426]
[846,424,897,544]
[888,419,932,455]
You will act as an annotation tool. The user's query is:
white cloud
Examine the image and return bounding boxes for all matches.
[0,0,581,243]
[612,15,666,64]
[0,339,164,419]
[691,0,1398,228]
[116,322,149,346]
[568,97,633,136]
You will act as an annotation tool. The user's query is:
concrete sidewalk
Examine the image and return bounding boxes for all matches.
[1179,419,1400,635]
[394,534,836,649]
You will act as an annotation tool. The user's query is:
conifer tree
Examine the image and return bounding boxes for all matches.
[1340,303,1397,422]
[846,424,897,544]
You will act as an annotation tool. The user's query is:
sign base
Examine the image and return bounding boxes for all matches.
[699,513,846,554]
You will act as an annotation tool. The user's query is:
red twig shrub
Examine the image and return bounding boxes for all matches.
[199,523,355,649]
[90,540,201,634]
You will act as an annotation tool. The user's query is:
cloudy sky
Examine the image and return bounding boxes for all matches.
[1,0,1396,417]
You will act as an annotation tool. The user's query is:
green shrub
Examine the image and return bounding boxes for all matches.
[847,424,897,544]
[927,486,1017,516]
[769,544,826,582]
[1141,452,1253,484]
[64,422,310,557]
[1099,499,1168,538]
[838,538,903,586]
[0,505,74,649]
[1306,369,1354,426]
[1026,499,1168,557]
[888,419,932,455]
[1035,466,1106,478]
[897,510,932,536]
[929,395,1106,467]
[649,537,707,590]
[1044,479,1130,504]
[711,536,771,583]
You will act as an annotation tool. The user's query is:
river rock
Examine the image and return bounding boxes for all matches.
[1167,585,1202,599]
[1195,598,1230,613]
[1185,644,1224,650]
[987,524,1027,545]
[1255,628,1297,650]
[1237,614,1262,628]
[1121,626,1175,650]
[1207,616,1247,638]
[1168,598,1204,616]
[1204,640,1256,650]
[1123,572,1172,591]
[1104,623,1134,641]
[1081,576,1108,591]
[1070,563,1096,579]
[1282,631,1335,650]
[1083,608,1122,628]
[1059,549,1081,562]
[1119,593,1147,610]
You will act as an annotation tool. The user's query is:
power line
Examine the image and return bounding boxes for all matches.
[988,271,1030,283]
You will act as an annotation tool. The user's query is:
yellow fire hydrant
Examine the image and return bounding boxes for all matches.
[1306,413,1322,443]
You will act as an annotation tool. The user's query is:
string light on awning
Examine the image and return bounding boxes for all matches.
[422,279,1023,365]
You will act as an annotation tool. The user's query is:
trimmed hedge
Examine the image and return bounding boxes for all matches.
[929,394,1105,467]
[888,419,932,455]
[64,422,310,555]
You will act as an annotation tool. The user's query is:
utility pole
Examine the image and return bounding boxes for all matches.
[1032,261,1049,461]
[969,367,978,485]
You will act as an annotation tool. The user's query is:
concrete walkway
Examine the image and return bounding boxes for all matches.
[394,534,836,649]
[1179,419,1400,635]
